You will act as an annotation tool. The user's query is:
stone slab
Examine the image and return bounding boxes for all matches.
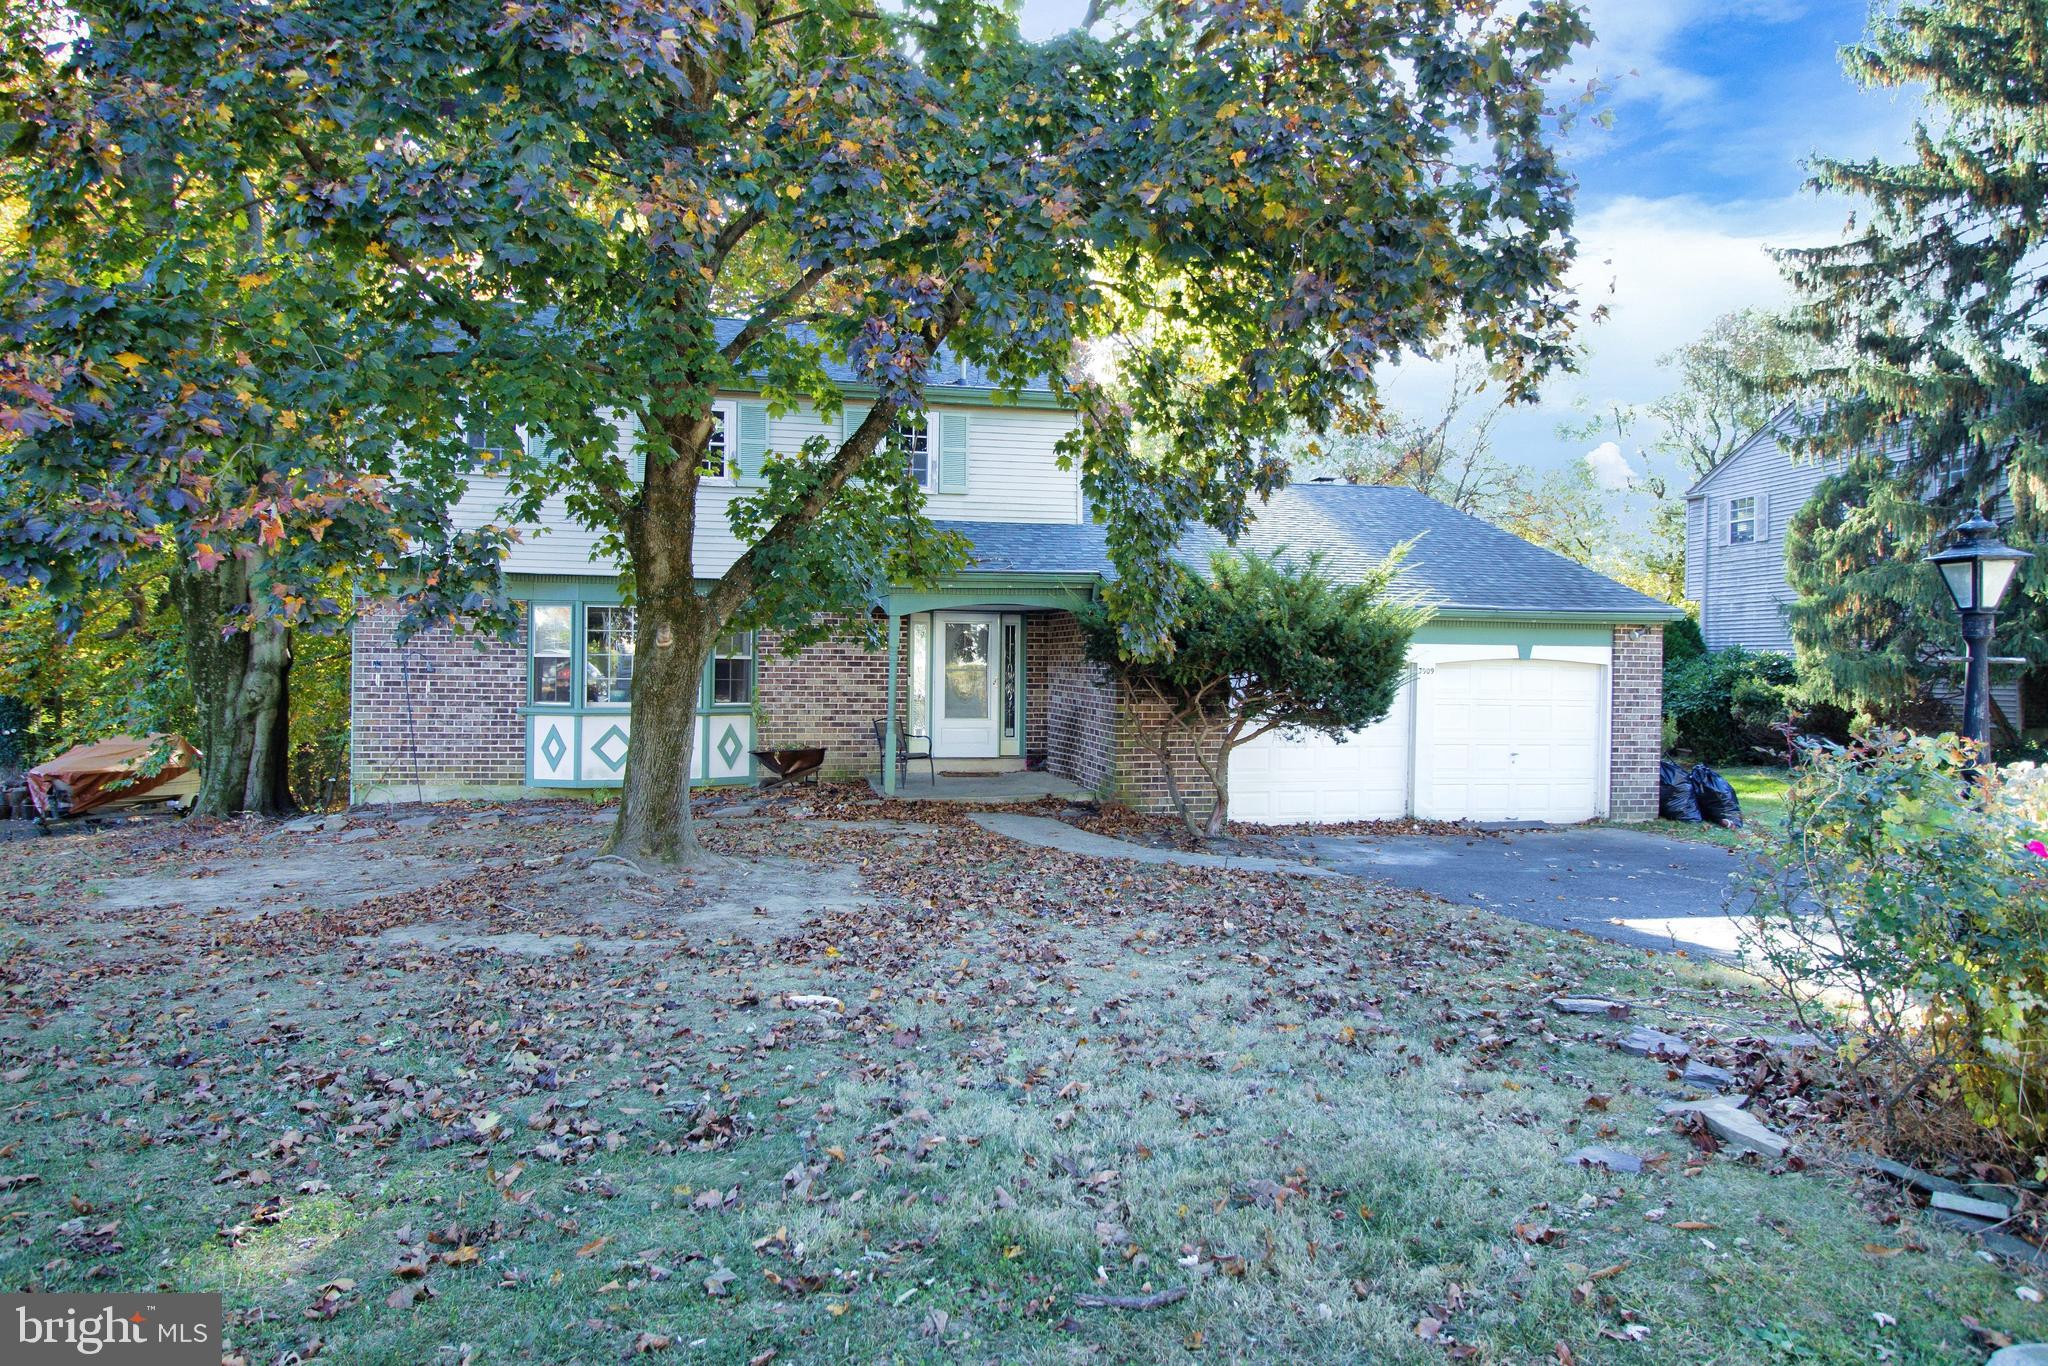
[1619,1027,1691,1060]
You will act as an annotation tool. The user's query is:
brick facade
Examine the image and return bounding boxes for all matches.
[1608,624,1665,821]
[349,595,1666,825]
[351,600,529,800]
[1040,613,1116,793]
[754,616,904,780]
[1107,685,1224,820]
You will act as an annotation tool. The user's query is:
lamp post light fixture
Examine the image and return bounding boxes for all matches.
[1926,514,2032,759]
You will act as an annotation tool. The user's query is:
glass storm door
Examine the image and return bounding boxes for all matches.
[932,613,1000,756]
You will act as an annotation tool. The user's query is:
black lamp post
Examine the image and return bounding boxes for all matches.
[1926,514,2031,757]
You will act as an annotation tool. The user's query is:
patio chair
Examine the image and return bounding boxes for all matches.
[873,719,936,787]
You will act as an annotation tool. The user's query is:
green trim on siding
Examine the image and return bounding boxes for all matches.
[886,578,1095,615]
[1413,619,1629,646]
[726,384,1070,412]
[507,573,623,602]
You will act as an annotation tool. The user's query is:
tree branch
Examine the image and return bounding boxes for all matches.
[720,261,836,364]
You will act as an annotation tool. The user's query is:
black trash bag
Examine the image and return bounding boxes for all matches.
[1689,763,1743,827]
[1659,760,1703,822]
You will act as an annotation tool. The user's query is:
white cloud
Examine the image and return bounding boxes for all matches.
[1584,440,1636,490]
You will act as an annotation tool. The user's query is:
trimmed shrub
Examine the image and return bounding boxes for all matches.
[1663,614,1706,668]
[1740,736,2048,1172]
[1664,646,1797,764]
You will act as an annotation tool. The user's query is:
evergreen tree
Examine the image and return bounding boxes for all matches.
[1776,0,2047,727]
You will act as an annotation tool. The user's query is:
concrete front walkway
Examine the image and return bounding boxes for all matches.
[969,811,1340,879]
[868,772,1095,803]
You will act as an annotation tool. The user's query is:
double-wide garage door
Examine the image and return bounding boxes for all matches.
[1231,658,1606,826]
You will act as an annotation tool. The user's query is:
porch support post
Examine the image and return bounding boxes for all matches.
[882,607,901,796]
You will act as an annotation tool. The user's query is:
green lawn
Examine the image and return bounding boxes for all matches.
[1618,763,1792,847]
[0,801,2037,1363]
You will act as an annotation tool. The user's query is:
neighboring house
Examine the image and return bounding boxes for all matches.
[1682,404,2024,729]
[351,326,1679,825]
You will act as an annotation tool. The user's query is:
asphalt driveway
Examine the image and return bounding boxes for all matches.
[1269,825,1757,957]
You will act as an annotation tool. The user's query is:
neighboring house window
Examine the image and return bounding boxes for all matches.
[584,605,636,706]
[532,605,573,705]
[895,416,931,488]
[711,631,753,705]
[1728,495,1758,544]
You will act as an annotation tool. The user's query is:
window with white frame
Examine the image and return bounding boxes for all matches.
[583,605,637,706]
[893,416,931,488]
[531,605,573,705]
[1728,495,1758,544]
[711,631,753,705]
[699,407,729,478]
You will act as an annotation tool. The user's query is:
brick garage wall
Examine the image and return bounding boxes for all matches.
[1609,624,1664,821]
[351,600,528,800]
[1109,685,1222,819]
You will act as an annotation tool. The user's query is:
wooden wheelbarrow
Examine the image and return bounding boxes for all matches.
[751,747,825,788]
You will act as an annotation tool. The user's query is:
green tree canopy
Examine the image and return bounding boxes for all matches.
[1079,548,1425,838]
[9,0,1590,857]
[0,0,514,813]
[1775,0,2048,725]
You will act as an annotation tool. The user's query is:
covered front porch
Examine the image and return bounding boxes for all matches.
[873,575,1102,797]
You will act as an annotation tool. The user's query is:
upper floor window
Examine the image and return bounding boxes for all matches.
[466,418,516,464]
[1728,495,1758,545]
[584,605,636,706]
[894,416,931,488]
[700,409,729,479]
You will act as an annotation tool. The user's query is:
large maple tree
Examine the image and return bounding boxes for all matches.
[7,0,1589,857]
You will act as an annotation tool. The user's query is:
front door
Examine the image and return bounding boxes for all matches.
[932,613,1000,757]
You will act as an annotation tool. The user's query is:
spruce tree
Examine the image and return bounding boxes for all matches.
[1777,0,2046,727]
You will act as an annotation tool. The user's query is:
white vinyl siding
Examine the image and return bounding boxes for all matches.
[449,400,1082,578]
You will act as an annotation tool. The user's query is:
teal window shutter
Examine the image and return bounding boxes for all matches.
[841,404,872,443]
[938,412,970,494]
[735,402,769,485]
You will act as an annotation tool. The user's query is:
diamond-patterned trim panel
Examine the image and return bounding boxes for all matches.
[539,726,569,772]
[591,724,630,773]
[715,723,745,770]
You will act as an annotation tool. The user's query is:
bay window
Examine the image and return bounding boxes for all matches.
[531,605,573,705]
[526,602,753,711]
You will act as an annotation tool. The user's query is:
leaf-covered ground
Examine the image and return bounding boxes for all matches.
[0,796,2038,1364]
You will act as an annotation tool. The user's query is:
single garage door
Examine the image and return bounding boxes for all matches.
[1230,676,1413,825]
[1414,659,1604,823]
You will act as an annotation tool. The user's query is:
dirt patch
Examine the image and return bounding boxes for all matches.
[94,846,476,916]
[518,847,873,943]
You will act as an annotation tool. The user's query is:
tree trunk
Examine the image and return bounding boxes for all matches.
[170,558,297,819]
[1199,721,1243,840]
[607,407,713,865]
[607,593,716,865]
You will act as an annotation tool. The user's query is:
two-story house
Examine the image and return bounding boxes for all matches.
[1683,404,2026,731]
[349,324,1679,825]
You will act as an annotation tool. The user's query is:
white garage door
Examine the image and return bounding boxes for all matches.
[1230,677,1413,825]
[1414,659,1604,823]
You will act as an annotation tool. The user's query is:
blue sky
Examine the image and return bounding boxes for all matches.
[1015,0,1924,482]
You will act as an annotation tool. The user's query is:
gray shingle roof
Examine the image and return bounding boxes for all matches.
[713,318,1054,394]
[940,482,1681,621]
